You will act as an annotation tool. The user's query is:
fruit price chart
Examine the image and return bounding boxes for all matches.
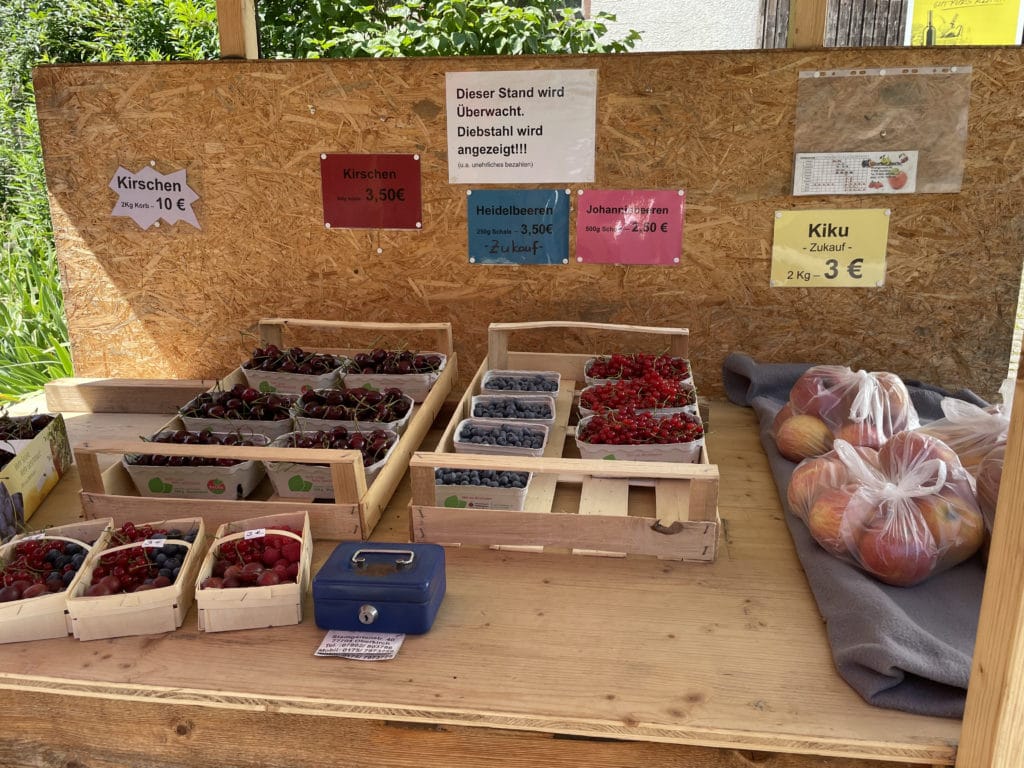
[793,151,918,196]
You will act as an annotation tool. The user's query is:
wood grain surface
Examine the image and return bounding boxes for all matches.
[0,402,962,767]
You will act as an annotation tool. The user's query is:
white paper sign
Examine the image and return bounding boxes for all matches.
[446,69,597,184]
[315,630,405,660]
[109,164,200,230]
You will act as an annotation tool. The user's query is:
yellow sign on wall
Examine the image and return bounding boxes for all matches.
[770,209,890,288]
[905,0,1024,46]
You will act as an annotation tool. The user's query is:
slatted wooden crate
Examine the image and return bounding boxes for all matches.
[409,322,720,561]
[74,319,456,541]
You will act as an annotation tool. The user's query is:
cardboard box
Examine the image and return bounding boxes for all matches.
[0,414,72,526]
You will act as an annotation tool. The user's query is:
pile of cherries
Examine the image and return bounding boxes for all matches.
[181,384,293,421]
[295,387,411,423]
[128,428,262,468]
[578,409,704,446]
[344,349,443,375]
[586,353,691,381]
[242,345,344,375]
[0,536,91,601]
[580,372,697,413]
[86,521,199,596]
[200,524,303,589]
[281,427,396,467]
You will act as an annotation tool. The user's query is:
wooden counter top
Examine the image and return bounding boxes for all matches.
[0,399,961,768]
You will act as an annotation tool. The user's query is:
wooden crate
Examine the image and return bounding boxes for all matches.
[74,319,456,541]
[0,518,113,643]
[195,511,313,633]
[409,322,720,561]
[66,516,206,641]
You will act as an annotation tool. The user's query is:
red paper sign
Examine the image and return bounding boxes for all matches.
[575,189,685,265]
[321,153,422,230]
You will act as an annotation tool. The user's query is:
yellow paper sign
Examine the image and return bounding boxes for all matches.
[771,209,889,288]
[906,0,1024,46]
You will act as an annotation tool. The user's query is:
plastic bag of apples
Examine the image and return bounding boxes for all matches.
[773,365,919,462]
[916,393,1009,478]
[975,444,1004,540]
[787,431,985,587]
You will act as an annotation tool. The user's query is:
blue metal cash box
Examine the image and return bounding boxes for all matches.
[312,543,446,634]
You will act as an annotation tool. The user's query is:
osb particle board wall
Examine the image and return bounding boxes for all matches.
[32,48,1024,401]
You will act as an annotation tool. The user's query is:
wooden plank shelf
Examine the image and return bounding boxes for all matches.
[409,322,720,560]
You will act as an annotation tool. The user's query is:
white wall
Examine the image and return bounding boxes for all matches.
[592,0,762,51]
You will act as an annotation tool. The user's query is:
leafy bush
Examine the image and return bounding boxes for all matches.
[271,0,639,58]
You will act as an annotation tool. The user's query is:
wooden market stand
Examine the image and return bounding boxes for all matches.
[6,2,1024,765]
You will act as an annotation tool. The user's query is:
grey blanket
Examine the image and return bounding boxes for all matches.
[722,352,987,718]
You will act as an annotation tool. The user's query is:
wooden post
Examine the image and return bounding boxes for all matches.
[216,0,259,60]
[956,373,1024,766]
[788,0,828,49]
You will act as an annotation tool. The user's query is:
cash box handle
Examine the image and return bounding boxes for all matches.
[351,548,416,569]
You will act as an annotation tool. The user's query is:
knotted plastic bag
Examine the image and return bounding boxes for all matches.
[788,431,983,587]
[917,381,1011,477]
[773,365,919,462]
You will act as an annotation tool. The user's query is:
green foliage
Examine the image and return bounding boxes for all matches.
[0,1,219,400]
[266,0,640,58]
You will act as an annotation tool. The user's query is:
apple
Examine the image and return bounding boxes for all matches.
[875,373,917,432]
[834,420,886,449]
[855,511,938,587]
[775,413,834,461]
[772,403,794,435]
[914,491,984,569]
[788,455,844,518]
[878,430,962,477]
[806,489,872,557]
[975,444,1004,528]
[789,366,847,418]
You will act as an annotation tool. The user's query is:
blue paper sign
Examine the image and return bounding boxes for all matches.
[466,189,569,265]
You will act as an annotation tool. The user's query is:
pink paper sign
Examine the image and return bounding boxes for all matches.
[575,189,685,265]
